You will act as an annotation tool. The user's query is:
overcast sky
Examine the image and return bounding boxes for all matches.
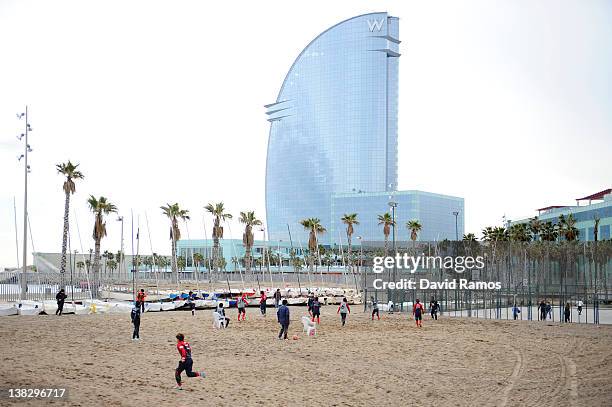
[1,0,611,268]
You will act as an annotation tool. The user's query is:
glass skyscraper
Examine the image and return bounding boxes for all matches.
[266,12,399,243]
[265,12,463,244]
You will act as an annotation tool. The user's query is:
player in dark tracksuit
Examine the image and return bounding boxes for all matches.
[187,291,196,316]
[260,291,267,316]
[307,293,314,317]
[131,305,141,340]
[430,300,440,320]
[311,297,321,324]
[55,289,67,316]
[371,297,380,320]
[277,299,290,339]
[174,333,205,389]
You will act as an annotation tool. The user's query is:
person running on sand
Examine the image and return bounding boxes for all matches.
[538,300,546,321]
[277,299,290,340]
[237,293,248,321]
[136,289,146,313]
[55,289,67,316]
[307,292,314,317]
[413,299,424,327]
[274,288,282,308]
[512,304,521,320]
[430,300,440,320]
[388,299,394,314]
[187,291,196,316]
[311,296,321,324]
[174,333,205,390]
[259,291,267,316]
[131,303,141,340]
[371,297,380,320]
[216,302,230,327]
[564,302,571,323]
[337,297,351,326]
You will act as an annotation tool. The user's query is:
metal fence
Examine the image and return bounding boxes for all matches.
[361,240,612,324]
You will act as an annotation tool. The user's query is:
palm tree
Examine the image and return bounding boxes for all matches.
[377,213,395,256]
[87,195,117,298]
[558,214,579,241]
[528,216,542,241]
[116,250,124,276]
[205,202,233,275]
[508,223,532,242]
[177,256,186,272]
[107,259,117,276]
[406,220,422,250]
[481,226,508,242]
[193,252,204,275]
[341,213,359,272]
[56,161,84,282]
[463,233,477,241]
[239,211,262,276]
[299,218,326,273]
[540,221,558,242]
[160,203,190,284]
[76,261,84,275]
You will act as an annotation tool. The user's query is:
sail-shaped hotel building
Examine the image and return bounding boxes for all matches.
[265,12,464,244]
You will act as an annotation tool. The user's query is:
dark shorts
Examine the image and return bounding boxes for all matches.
[238,307,245,313]
[312,309,320,317]
[415,313,422,320]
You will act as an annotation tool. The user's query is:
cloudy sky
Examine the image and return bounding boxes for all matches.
[0,0,611,268]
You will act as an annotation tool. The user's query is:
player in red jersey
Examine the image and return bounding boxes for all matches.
[174,333,205,390]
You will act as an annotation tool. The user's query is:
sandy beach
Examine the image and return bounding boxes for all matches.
[1,306,611,406]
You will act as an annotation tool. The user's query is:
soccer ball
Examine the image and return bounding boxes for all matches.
[292,334,299,340]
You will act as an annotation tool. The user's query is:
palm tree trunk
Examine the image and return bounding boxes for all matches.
[384,234,389,257]
[59,190,71,285]
[213,236,220,278]
[171,238,178,284]
[245,246,251,276]
[347,234,352,273]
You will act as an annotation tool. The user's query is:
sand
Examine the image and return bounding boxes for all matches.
[1,306,611,406]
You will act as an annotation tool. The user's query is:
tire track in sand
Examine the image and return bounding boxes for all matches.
[499,349,524,407]
[562,355,578,407]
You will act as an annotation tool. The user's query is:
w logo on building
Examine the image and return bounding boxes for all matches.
[367,18,384,32]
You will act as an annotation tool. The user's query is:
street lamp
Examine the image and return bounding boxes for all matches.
[388,200,398,303]
[452,211,460,241]
[117,216,124,278]
[71,249,78,301]
[260,226,272,286]
[16,106,33,299]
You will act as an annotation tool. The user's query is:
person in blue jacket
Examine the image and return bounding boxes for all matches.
[512,304,521,320]
[277,299,290,340]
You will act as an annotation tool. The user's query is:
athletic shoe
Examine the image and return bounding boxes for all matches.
[175,385,183,390]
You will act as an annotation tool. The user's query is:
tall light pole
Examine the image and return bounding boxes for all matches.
[17,107,32,299]
[260,226,272,287]
[117,216,124,278]
[453,211,460,241]
[389,200,398,303]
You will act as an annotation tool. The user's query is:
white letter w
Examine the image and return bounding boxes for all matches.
[367,18,384,32]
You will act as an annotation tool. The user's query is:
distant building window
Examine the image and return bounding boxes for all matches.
[601,225,610,240]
